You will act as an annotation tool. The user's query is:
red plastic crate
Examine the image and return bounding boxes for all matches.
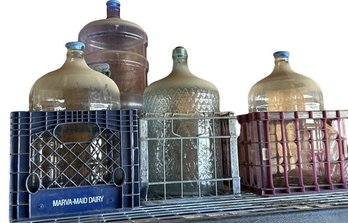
[237,110,348,195]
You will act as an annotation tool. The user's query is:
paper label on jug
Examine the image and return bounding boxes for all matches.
[305,102,320,111]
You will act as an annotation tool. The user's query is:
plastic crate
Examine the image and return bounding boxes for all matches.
[140,112,240,202]
[237,110,348,195]
[9,110,140,222]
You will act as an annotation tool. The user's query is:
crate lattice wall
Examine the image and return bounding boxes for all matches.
[237,110,348,195]
[10,110,139,221]
[140,112,240,202]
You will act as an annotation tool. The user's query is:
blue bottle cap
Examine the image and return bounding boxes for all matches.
[273,51,289,58]
[65,41,85,50]
[107,0,120,8]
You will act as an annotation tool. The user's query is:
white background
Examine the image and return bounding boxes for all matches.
[1,0,348,221]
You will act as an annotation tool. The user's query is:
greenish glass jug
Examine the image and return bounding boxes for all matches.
[142,46,224,199]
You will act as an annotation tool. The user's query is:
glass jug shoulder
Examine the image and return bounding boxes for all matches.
[248,51,324,112]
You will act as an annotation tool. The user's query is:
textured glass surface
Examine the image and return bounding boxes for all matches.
[140,113,237,200]
[143,46,220,114]
[78,1,148,109]
[142,47,222,198]
[143,87,219,113]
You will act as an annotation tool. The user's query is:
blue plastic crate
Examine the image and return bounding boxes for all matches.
[9,110,140,222]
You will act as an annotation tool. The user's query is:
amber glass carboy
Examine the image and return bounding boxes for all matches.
[28,41,121,191]
[248,51,326,186]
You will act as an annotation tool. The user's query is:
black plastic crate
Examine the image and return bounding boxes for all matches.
[9,110,140,222]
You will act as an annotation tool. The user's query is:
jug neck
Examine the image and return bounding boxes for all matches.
[172,46,191,74]
[66,49,85,62]
[63,42,88,66]
[106,0,121,18]
[272,51,294,73]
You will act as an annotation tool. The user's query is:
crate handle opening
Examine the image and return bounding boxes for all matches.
[113,167,125,186]
[26,172,41,194]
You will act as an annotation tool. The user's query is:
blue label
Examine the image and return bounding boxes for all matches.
[30,185,121,217]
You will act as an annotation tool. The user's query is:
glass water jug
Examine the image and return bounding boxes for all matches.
[248,51,327,186]
[79,0,148,109]
[28,41,121,191]
[142,46,223,199]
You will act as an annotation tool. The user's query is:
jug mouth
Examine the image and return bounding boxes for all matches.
[106,0,120,8]
[65,41,85,50]
[273,51,289,58]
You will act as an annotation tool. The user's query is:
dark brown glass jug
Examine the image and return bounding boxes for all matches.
[79,0,148,109]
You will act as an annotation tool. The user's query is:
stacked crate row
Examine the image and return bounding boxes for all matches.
[8,1,348,222]
[9,110,241,222]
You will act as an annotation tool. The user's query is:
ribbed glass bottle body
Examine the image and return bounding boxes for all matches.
[78,0,148,109]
